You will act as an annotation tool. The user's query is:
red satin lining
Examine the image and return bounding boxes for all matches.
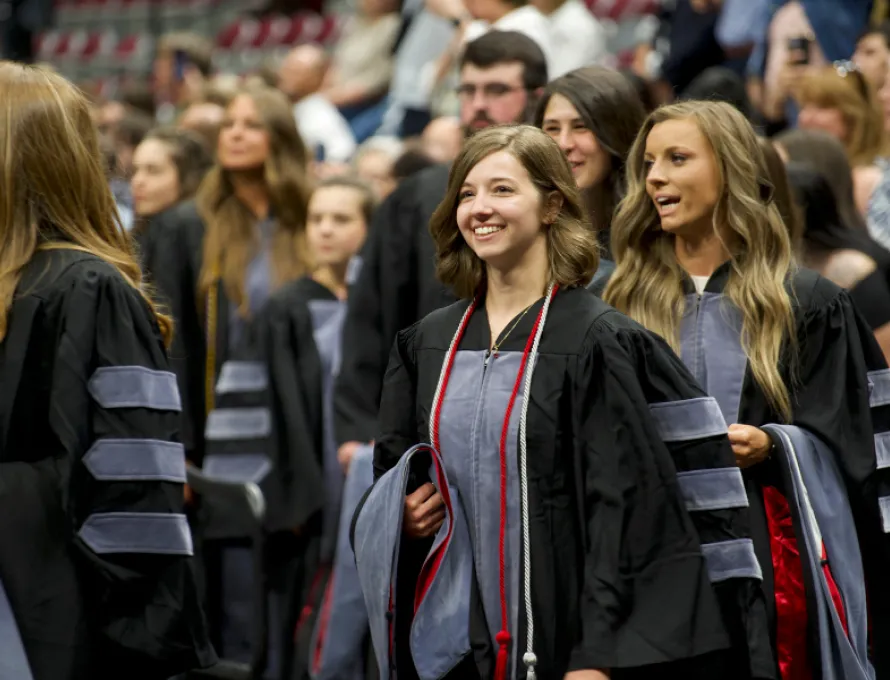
[763,485,811,680]
[763,485,852,680]
[822,544,849,637]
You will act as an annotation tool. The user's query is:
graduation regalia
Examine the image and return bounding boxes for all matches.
[148,202,323,676]
[353,286,774,680]
[261,278,376,680]
[677,263,890,678]
[0,248,215,680]
[334,164,454,447]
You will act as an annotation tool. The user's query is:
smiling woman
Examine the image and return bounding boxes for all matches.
[606,100,890,679]
[352,124,772,680]
[534,66,646,259]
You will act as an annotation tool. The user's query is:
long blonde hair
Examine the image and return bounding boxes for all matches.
[197,85,312,317]
[0,62,172,345]
[604,101,796,421]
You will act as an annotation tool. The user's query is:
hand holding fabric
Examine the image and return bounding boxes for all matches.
[403,482,445,538]
[728,424,772,468]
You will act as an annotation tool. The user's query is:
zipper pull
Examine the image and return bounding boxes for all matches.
[484,350,491,368]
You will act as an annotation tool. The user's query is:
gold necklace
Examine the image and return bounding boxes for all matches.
[491,303,533,355]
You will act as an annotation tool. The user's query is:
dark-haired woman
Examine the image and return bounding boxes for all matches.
[535,66,646,271]
[786,162,890,363]
[131,127,213,277]
[0,62,215,680]
[353,125,771,680]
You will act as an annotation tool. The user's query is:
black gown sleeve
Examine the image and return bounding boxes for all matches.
[56,268,216,679]
[334,176,429,448]
[791,283,890,677]
[371,324,420,480]
[568,319,773,678]
[148,204,207,465]
[334,195,398,448]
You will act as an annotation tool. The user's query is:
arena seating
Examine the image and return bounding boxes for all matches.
[40,0,661,84]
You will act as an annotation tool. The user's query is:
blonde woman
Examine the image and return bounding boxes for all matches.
[353,126,771,680]
[0,63,215,679]
[605,100,890,679]
[151,84,314,672]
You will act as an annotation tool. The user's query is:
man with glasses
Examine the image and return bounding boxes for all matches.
[334,30,547,468]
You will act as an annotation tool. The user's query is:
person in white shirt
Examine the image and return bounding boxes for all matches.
[532,0,606,77]
[278,44,357,163]
[461,0,554,72]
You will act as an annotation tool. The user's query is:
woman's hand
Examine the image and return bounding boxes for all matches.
[564,670,610,680]
[403,483,446,539]
[728,424,772,468]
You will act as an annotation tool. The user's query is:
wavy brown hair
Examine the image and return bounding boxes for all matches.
[197,86,312,317]
[429,125,598,299]
[0,62,172,344]
[604,101,796,421]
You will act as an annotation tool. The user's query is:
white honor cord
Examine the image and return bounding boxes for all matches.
[429,300,476,444]
[517,282,556,680]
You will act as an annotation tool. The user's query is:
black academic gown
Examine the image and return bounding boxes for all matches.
[333,164,455,447]
[678,263,890,678]
[0,248,216,680]
[369,286,774,680]
[257,277,379,680]
[148,202,325,677]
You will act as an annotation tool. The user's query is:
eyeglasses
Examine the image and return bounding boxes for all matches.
[456,83,526,100]
[833,59,870,99]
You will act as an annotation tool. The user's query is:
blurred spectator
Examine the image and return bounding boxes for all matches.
[748,0,871,128]
[131,128,213,229]
[322,0,401,142]
[458,30,548,134]
[421,116,463,162]
[795,63,885,167]
[153,32,215,122]
[178,102,226,154]
[376,0,455,137]
[112,110,155,179]
[426,0,552,115]
[774,128,869,228]
[461,0,553,63]
[786,162,890,361]
[531,0,607,77]
[853,21,890,89]
[712,0,770,70]
[353,135,403,199]
[681,66,753,120]
[99,133,134,232]
[97,99,128,137]
[392,147,437,180]
[119,82,157,118]
[209,73,242,101]
[279,44,357,163]
[651,0,724,101]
